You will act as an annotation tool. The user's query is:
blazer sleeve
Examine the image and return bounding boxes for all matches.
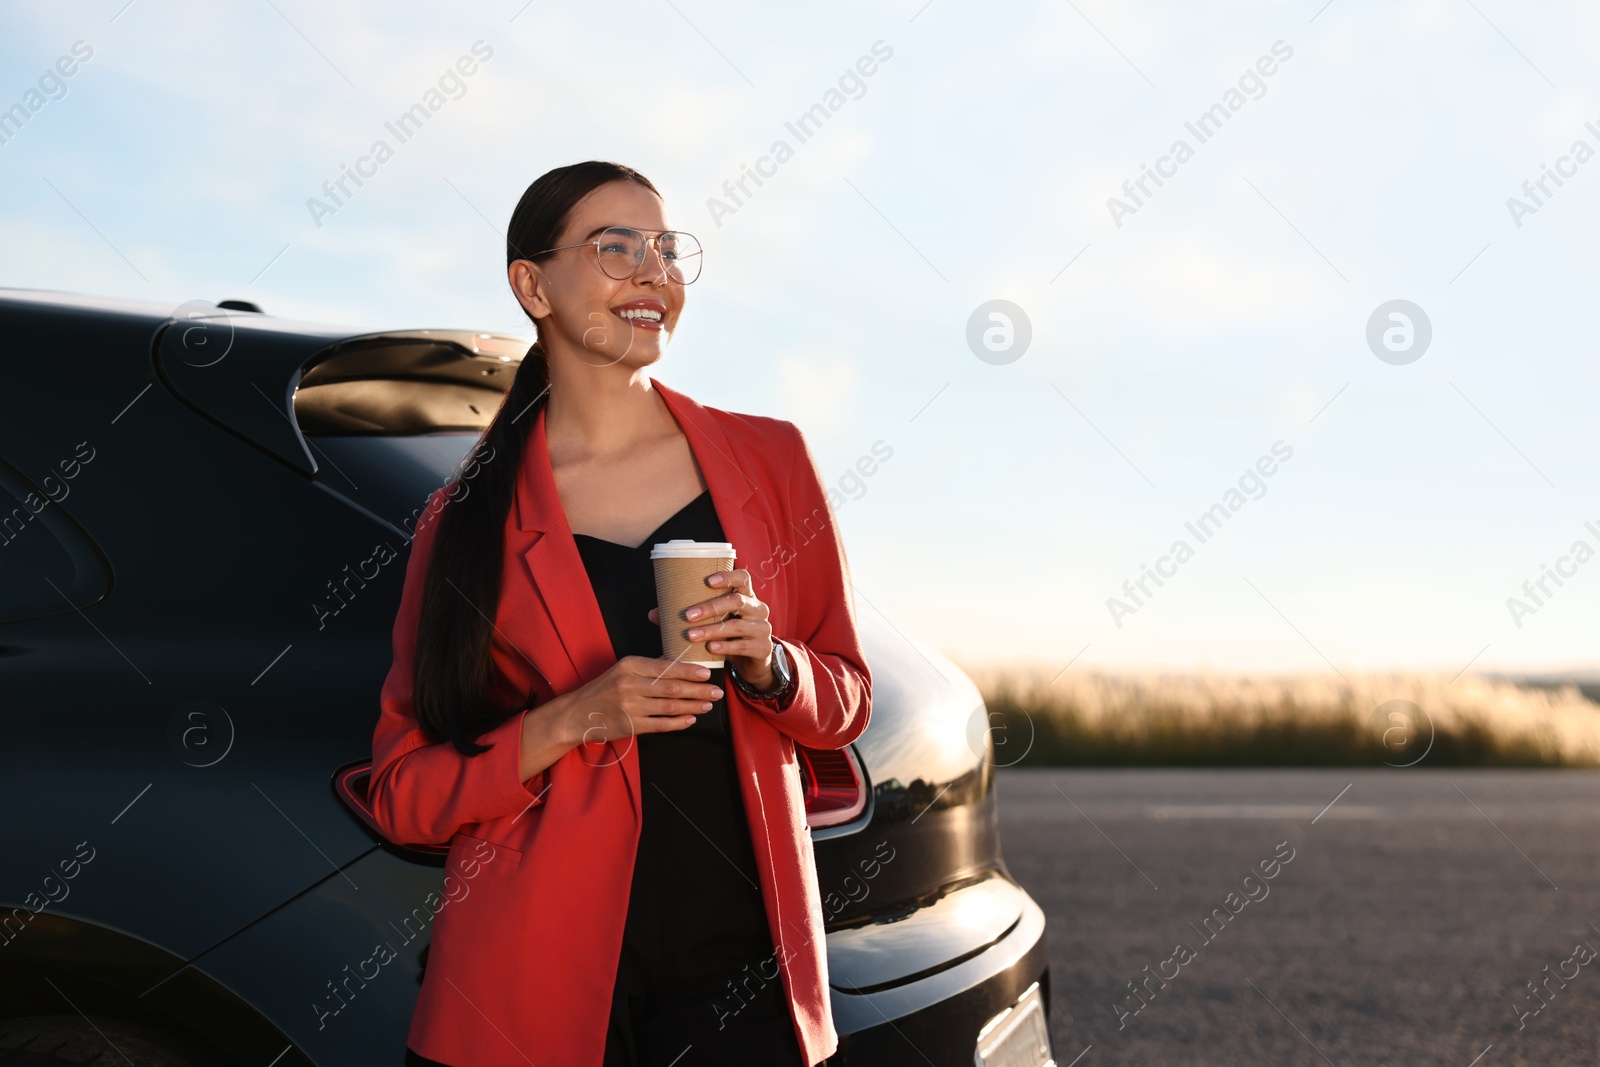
[367,485,549,848]
[730,421,872,751]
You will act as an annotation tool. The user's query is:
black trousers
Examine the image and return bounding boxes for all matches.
[599,924,805,1067]
[404,992,804,1067]
[404,934,805,1067]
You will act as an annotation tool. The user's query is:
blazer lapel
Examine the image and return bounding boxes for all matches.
[510,403,647,825]
[508,379,776,826]
[512,403,605,693]
[653,379,776,597]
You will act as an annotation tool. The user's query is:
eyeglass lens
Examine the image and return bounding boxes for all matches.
[597,227,702,284]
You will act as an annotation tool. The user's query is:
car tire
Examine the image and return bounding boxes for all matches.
[0,1015,218,1067]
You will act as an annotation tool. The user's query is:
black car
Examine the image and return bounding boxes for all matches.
[0,288,1053,1067]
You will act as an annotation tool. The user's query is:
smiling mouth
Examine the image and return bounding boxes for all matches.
[612,307,665,331]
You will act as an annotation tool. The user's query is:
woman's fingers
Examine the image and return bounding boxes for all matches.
[705,637,766,655]
[637,682,722,709]
[708,568,753,595]
[683,591,768,624]
[624,656,722,710]
[624,654,711,681]
[684,614,763,639]
[577,658,712,744]
[640,710,711,733]
[682,569,767,626]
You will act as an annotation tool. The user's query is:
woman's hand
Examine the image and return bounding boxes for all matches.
[557,655,725,748]
[647,568,777,690]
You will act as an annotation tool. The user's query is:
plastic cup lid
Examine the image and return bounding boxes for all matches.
[650,538,735,559]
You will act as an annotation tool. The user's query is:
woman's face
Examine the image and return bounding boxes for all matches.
[511,180,685,371]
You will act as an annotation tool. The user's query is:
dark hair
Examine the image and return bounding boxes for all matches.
[413,160,663,755]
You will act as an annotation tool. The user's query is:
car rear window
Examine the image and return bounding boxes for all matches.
[292,333,522,540]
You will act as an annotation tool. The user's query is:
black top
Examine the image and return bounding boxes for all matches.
[573,489,793,1062]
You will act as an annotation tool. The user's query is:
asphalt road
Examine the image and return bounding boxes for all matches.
[995,768,1600,1067]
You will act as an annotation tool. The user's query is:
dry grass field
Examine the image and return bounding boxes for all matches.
[951,661,1600,766]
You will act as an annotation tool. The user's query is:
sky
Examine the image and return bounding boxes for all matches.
[2,0,1597,677]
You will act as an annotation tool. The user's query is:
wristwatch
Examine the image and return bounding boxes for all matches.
[731,640,796,706]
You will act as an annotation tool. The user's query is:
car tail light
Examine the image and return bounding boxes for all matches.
[796,745,867,829]
[333,761,450,858]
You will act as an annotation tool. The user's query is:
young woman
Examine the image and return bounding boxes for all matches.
[370,161,872,1067]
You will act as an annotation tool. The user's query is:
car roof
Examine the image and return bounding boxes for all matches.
[0,286,531,352]
[0,286,355,339]
[0,286,183,320]
[1,286,533,475]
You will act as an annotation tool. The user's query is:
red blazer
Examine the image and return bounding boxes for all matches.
[368,378,873,1067]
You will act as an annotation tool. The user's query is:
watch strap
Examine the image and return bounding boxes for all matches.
[732,640,796,706]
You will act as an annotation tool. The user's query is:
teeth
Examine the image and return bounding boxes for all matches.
[617,308,663,321]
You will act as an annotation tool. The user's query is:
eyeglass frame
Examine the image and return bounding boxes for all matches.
[526,226,703,284]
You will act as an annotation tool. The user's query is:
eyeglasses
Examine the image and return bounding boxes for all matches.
[530,226,703,285]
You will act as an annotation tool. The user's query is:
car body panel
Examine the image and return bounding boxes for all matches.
[1,294,401,961]
[174,845,437,1067]
[826,873,1025,994]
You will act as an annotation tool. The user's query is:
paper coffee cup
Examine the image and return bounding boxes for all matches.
[651,539,736,667]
